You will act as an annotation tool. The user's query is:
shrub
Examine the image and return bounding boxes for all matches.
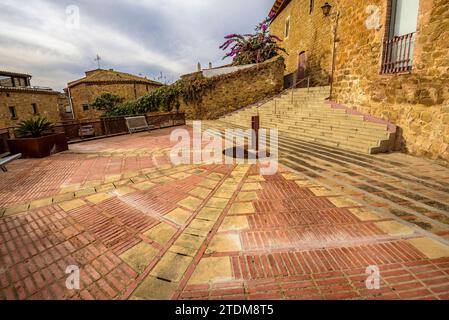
[15,117,54,138]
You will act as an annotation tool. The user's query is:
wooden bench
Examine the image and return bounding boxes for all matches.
[125,116,156,134]
[1,153,22,172]
[79,125,95,139]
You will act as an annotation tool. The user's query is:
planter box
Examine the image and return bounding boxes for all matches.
[7,133,68,159]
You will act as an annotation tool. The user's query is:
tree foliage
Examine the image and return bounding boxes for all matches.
[91,93,125,112]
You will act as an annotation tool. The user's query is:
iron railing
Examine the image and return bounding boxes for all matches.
[0,112,186,153]
[381,32,416,74]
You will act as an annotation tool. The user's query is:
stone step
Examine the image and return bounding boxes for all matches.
[264,116,388,131]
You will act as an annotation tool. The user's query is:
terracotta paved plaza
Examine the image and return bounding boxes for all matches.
[1,126,449,300]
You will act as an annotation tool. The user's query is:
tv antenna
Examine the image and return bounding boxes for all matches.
[94,54,102,69]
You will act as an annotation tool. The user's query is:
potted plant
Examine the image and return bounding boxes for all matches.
[7,117,68,158]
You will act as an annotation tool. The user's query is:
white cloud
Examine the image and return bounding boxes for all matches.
[0,0,273,90]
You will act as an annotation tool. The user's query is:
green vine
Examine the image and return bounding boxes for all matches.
[104,76,214,117]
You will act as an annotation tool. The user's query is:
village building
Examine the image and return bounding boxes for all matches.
[0,71,62,128]
[269,0,449,162]
[67,69,163,120]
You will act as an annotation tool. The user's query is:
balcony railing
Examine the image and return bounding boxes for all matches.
[381,32,416,74]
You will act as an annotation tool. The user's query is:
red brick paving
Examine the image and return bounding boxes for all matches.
[1,127,449,300]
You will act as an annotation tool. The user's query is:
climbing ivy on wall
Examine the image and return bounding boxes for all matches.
[104,77,214,117]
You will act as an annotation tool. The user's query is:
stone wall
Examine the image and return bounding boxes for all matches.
[69,82,160,120]
[181,57,285,120]
[269,0,449,163]
[332,0,449,162]
[0,89,61,128]
[270,0,333,85]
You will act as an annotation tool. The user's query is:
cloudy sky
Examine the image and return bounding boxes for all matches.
[0,0,274,91]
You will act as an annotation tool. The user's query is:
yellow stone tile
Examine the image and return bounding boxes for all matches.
[295,180,319,188]
[122,171,140,179]
[170,172,191,180]
[142,167,158,174]
[131,176,147,184]
[208,173,225,181]
[133,181,156,191]
[282,172,300,180]
[197,207,223,221]
[309,187,339,197]
[375,221,415,236]
[86,192,114,204]
[189,187,212,199]
[113,186,136,196]
[169,245,198,257]
[349,208,384,221]
[206,197,229,209]
[114,179,132,187]
[165,208,192,225]
[59,199,87,212]
[329,197,361,208]
[153,177,174,184]
[408,238,449,259]
[185,227,210,237]
[52,193,75,203]
[174,233,205,250]
[207,234,242,253]
[150,252,193,282]
[189,219,215,232]
[247,175,266,182]
[59,184,81,194]
[120,242,159,274]
[198,179,219,189]
[241,183,262,191]
[84,180,103,188]
[29,197,53,210]
[178,196,203,211]
[144,223,178,245]
[235,192,258,202]
[104,174,122,183]
[228,202,255,215]
[213,189,235,199]
[131,276,178,300]
[4,203,30,216]
[188,257,233,285]
[75,188,96,198]
[95,183,116,193]
[219,216,249,232]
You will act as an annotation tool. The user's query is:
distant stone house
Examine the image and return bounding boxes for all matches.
[67,69,163,120]
[0,71,62,128]
[269,0,449,161]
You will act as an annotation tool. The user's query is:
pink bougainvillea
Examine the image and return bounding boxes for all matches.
[220,15,286,65]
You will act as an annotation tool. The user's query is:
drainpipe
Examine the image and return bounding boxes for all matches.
[67,87,76,120]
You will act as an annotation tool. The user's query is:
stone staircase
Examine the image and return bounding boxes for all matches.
[220,86,396,154]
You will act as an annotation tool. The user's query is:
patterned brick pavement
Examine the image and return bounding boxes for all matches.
[1,126,449,300]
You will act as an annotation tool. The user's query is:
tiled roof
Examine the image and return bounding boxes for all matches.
[269,0,291,19]
[67,69,164,88]
[0,86,59,94]
[0,71,32,78]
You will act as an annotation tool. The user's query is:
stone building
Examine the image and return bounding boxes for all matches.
[0,71,62,128]
[269,0,449,162]
[67,69,163,120]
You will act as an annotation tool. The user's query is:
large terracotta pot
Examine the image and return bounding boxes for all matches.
[7,133,68,159]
